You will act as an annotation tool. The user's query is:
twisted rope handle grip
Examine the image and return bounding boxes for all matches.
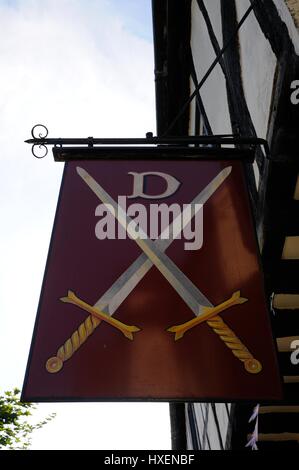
[46,314,101,373]
[207,315,262,374]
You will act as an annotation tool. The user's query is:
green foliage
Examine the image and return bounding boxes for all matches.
[0,388,55,450]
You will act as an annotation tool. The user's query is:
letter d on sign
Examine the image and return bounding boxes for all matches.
[128,172,181,199]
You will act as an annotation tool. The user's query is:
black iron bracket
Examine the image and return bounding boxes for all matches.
[25,124,270,162]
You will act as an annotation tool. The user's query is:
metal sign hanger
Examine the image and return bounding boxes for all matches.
[25,124,268,161]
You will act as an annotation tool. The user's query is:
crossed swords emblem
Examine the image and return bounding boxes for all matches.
[46,166,262,375]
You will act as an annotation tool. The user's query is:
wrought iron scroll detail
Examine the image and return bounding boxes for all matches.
[31,124,49,159]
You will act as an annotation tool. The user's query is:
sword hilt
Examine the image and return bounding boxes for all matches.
[46,290,141,373]
[167,291,262,374]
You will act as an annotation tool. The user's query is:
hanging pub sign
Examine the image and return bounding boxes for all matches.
[22,157,282,401]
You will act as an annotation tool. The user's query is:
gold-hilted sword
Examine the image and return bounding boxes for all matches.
[75,167,262,374]
[46,167,234,373]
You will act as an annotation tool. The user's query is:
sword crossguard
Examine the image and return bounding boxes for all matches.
[167,291,247,339]
[60,290,141,340]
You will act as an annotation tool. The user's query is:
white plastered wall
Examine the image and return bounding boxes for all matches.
[236,0,277,141]
[189,0,232,135]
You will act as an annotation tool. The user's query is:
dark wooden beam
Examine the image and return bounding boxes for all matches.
[249,0,296,58]
[152,0,191,136]
[189,49,213,135]
[220,0,260,216]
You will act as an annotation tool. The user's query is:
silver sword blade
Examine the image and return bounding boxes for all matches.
[77,166,232,316]
[93,166,231,315]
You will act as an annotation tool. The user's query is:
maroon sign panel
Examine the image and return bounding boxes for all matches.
[22,159,282,401]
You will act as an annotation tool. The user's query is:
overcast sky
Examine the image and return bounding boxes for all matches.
[0,0,171,450]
